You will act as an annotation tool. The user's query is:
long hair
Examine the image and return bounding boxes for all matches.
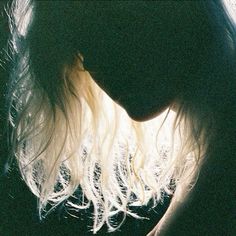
[4,0,236,234]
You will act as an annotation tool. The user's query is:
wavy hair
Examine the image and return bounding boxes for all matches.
[4,0,236,234]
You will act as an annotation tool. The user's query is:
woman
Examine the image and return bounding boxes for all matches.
[2,0,235,235]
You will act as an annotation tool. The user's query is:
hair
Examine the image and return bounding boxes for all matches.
[3,0,236,234]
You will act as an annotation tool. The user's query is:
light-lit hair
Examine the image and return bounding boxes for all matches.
[4,0,235,234]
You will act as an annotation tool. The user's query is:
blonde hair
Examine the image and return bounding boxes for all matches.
[6,0,217,234]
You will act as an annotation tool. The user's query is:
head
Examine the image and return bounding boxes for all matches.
[5,0,236,233]
[27,1,236,121]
